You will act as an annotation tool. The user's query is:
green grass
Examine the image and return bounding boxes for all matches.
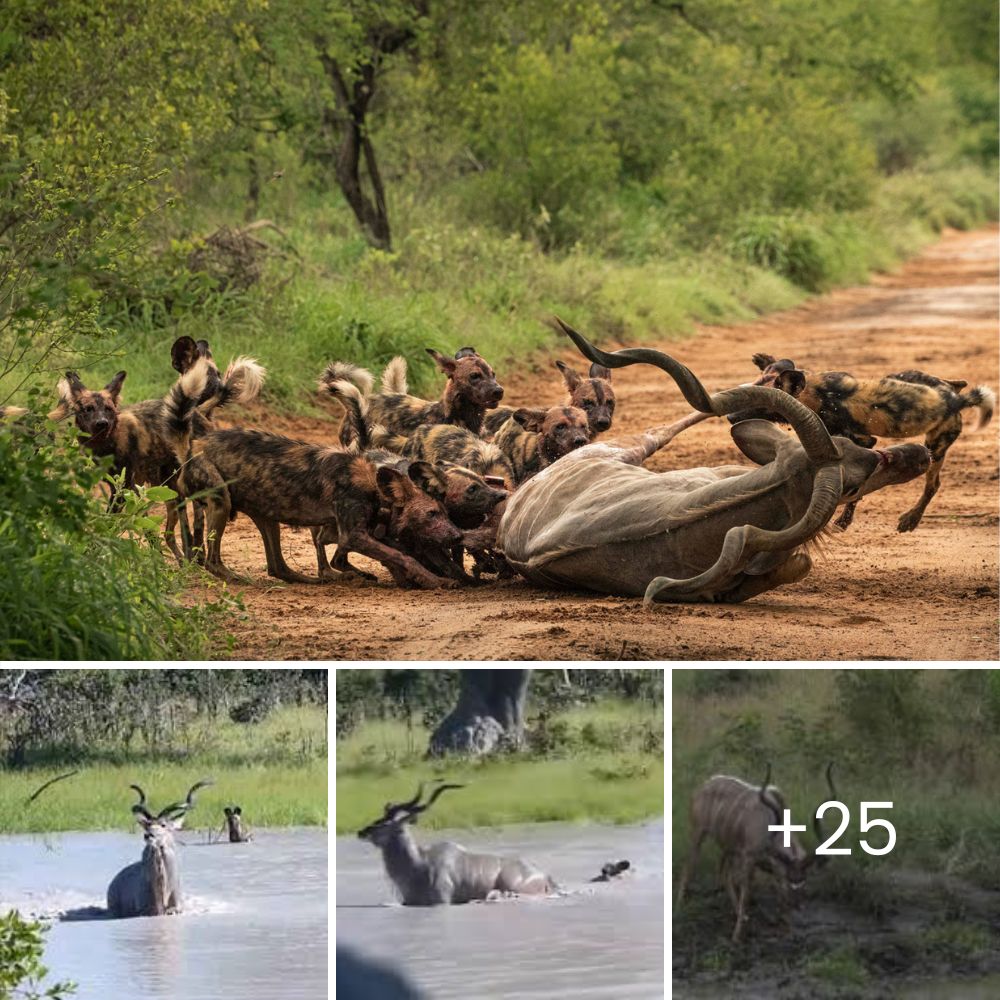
[1,706,328,832]
[672,670,1000,887]
[336,700,664,833]
[32,161,989,415]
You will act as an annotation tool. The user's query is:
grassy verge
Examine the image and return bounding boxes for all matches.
[336,700,664,833]
[1,706,328,833]
[19,163,995,414]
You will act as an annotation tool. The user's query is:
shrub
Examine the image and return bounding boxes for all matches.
[0,416,227,659]
[0,910,74,1000]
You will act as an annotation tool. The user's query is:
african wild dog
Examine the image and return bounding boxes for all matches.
[483,358,615,438]
[385,424,517,490]
[318,368,509,529]
[45,338,262,560]
[164,356,456,588]
[492,405,590,484]
[330,347,504,445]
[317,376,508,581]
[732,353,995,531]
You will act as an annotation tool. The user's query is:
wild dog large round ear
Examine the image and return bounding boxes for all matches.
[408,460,446,496]
[376,465,410,503]
[588,362,612,381]
[555,360,582,390]
[512,408,546,432]
[455,347,478,359]
[426,349,457,376]
[104,371,127,400]
[63,371,87,399]
[171,337,199,373]
[775,370,807,395]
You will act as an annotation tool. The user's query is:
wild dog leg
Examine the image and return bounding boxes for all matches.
[346,528,456,589]
[251,516,332,584]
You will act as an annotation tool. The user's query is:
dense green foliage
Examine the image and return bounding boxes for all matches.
[0,0,995,406]
[0,911,74,1000]
[0,422,234,659]
[0,669,328,832]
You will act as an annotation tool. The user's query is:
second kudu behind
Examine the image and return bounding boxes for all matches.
[358,782,557,905]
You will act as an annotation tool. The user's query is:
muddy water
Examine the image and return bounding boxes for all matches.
[0,828,327,999]
[336,819,664,999]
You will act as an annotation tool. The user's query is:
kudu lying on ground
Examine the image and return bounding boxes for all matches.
[497,320,930,604]
[106,780,211,918]
[676,764,836,942]
[358,782,557,905]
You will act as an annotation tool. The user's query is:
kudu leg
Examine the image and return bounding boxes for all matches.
[676,829,707,907]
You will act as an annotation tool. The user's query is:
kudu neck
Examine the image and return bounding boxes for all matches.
[382,824,426,888]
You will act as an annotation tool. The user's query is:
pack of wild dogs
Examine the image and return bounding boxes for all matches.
[4,318,993,604]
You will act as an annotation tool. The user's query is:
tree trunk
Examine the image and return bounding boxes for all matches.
[318,55,393,251]
[428,669,532,756]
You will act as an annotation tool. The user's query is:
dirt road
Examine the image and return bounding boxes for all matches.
[205,226,999,660]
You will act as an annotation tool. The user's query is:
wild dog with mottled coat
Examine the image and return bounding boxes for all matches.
[492,405,590,484]
[331,348,504,445]
[483,357,615,438]
[44,338,261,559]
[733,353,996,531]
[165,357,456,588]
[317,375,508,581]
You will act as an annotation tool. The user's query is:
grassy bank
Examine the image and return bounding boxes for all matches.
[336,700,663,834]
[1,704,328,833]
[52,164,996,414]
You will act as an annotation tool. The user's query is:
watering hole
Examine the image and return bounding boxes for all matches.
[0,827,327,999]
[336,818,665,999]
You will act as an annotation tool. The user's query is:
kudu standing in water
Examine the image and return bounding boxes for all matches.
[358,782,557,905]
[676,764,836,942]
[106,780,212,918]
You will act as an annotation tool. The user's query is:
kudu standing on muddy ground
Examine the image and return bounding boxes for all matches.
[498,320,930,604]
[106,780,212,918]
[676,764,837,942]
[358,782,557,905]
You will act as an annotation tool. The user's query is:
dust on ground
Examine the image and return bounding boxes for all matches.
[196,226,999,660]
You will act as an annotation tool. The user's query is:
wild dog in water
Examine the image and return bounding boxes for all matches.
[165,356,456,588]
[483,357,615,438]
[317,376,507,581]
[330,347,504,445]
[492,405,591,484]
[732,353,995,531]
[44,338,262,559]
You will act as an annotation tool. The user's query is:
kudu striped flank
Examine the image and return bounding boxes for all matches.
[676,764,836,942]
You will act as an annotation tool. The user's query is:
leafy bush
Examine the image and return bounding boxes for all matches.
[0,417,228,659]
[0,911,74,1000]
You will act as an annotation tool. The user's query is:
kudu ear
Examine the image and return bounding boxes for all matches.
[730,420,792,465]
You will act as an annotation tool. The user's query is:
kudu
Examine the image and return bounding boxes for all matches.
[106,780,212,918]
[676,764,836,942]
[498,320,930,604]
[358,782,557,905]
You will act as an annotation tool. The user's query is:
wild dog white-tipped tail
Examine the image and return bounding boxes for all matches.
[222,357,266,406]
[969,386,995,430]
[319,361,374,397]
[381,356,408,395]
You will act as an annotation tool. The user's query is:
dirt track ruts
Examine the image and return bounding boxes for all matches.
[198,226,999,660]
